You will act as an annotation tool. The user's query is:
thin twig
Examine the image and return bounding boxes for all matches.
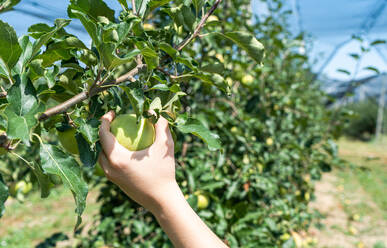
[175,0,222,51]
[131,0,137,16]
[38,0,222,121]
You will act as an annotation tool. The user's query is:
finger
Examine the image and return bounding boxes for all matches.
[100,110,115,133]
[99,111,133,164]
[98,152,111,178]
[153,115,171,145]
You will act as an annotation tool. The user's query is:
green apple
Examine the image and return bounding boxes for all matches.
[194,191,210,209]
[9,181,32,196]
[110,114,155,151]
[58,128,79,155]
[207,15,219,22]
[241,74,254,86]
[143,23,155,31]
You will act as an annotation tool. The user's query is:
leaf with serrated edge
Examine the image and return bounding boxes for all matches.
[39,142,88,228]
[30,162,51,198]
[4,74,44,144]
[31,19,71,59]
[74,118,100,144]
[176,117,221,151]
[0,20,22,75]
[214,31,264,64]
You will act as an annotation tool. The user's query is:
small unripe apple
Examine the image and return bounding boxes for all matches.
[241,74,254,86]
[9,181,32,196]
[266,137,273,146]
[57,128,79,155]
[207,15,219,22]
[143,23,155,31]
[194,191,209,209]
[110,114,155,151]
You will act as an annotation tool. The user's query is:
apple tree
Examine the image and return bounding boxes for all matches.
[0,0,264,229]
[74,0,341,247]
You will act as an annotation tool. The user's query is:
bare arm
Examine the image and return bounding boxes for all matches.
[98,111,228,248]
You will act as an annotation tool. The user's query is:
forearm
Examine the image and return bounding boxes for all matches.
[151,183,228,248]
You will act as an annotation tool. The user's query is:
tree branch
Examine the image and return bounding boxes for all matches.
[175,0,222,51]
[38,0,222,121]
[131,0,137,16]
[39,64,147,121]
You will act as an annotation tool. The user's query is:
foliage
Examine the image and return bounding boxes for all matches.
[0,0,340,247]
[343,99,387,140]
[0,0,262,231]
[75,0,338,247]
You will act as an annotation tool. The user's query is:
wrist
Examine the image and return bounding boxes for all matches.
[149,182,187,217]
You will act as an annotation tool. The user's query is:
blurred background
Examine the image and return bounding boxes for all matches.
[0,0,386,247]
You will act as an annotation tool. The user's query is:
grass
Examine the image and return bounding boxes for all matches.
[336,137,387,220]
[0,186,99,248]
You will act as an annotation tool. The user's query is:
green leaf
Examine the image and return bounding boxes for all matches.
[118,0,128,9]
[44,65,60,88]
[148,0,170,12]
[149,96,162,111]
[0,20,22,75]
[175,55,198,70]
[76,133,101,167]
[181,5,195,31]
[337,69,350,75]
[176,116,221,151]
[158,42,178,59]
[4,74,44,144]
[67,8,100,46]
[0,174,8,218]
[162,6,185,27]
[0,0,21,13]
[30,19,71,59]
[49,36,88,50]
[30,161,51,198]
[201,63,224,74]
[192,0,205,15]
[172,72,229,94]
[135,42,159,70]
[14,35,33,74]
[74,118,100,144]
[370,39,386,46]
[225,181,238,199]
[134,0,150,18]
[349,53,360,60]
[363,66,380,74]
[121,82,145,116]
[39,142,88,228]
[69,0,115,22]
[99,43,141,70]
[214,31,265,64]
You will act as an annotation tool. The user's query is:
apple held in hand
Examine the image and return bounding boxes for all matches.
[110,114,155,151]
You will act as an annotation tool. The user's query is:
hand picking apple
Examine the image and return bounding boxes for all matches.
[98,110,228,248]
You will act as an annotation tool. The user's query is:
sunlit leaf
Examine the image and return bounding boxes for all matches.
[39,142,88,229]
[0,20,22,75]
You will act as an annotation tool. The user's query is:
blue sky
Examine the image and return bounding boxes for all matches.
[1,0,387,80]
[252,0,387,80]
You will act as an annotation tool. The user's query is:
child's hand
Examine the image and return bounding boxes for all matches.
[98,111,178,213]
